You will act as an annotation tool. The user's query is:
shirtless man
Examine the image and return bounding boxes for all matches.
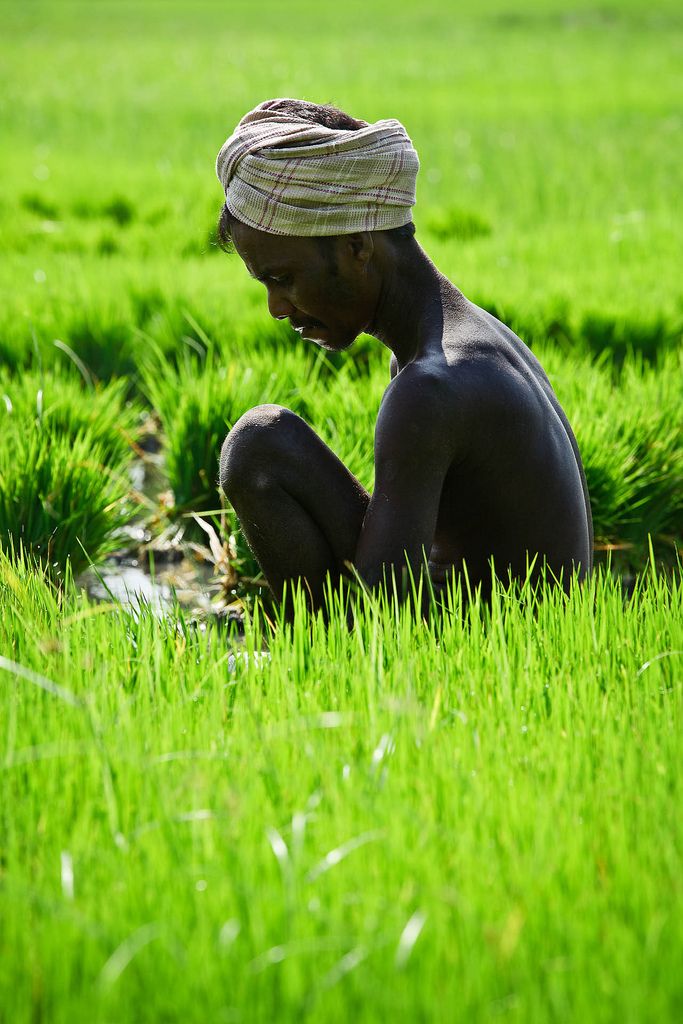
[215,99,592,611]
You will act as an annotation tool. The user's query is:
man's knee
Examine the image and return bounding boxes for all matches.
[220,404,297,499]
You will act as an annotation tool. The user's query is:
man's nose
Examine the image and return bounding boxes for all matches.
[266,287,296,321]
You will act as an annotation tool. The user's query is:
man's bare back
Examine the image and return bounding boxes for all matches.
[379,290,593,597]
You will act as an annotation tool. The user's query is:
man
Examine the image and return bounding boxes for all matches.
[215,98,593,612]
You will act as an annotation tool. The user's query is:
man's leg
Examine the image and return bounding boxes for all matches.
[220,404,369,610]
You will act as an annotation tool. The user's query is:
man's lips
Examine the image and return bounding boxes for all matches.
[290,319,324,333]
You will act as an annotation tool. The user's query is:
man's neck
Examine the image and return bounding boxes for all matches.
[366,241,456,370]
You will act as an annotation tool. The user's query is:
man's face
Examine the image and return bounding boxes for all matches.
[230,221,375,352]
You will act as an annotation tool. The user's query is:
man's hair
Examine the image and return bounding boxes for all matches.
[216,100,417,253]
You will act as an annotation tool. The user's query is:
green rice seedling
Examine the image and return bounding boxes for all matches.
[0,550,681,1021]
[0,426,134,578]
[543,347,683,552]
[0,369,140,575]
[0,368,141,469]
[2,0,682,374]
[423,204,492,243]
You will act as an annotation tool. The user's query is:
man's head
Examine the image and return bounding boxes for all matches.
[215,99,419,350]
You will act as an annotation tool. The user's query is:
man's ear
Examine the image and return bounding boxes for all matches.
[346,232,374,269]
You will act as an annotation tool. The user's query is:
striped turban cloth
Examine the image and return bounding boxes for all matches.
[215,99,420,236]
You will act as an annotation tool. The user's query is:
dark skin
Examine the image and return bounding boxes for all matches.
[220,221,593,610]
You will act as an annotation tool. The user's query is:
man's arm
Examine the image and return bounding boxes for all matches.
[352,366,463,591]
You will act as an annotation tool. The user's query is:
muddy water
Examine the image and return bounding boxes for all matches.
[78,448,244,622]
[82,554,218,617]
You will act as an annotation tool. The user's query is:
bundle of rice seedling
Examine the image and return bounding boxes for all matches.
[0,426,134,579]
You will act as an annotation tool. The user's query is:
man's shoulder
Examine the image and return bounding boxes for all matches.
[442,300,552,393]
[377,358,472,457]
[385,336,555,445]
[387,342,508,412]
[383,358,454,412]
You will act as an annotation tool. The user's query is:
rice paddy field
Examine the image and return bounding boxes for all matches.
[1,0,682,1020]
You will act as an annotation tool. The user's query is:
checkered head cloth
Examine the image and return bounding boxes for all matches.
[215,99,419,236]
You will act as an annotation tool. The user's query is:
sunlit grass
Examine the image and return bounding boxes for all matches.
[0,367,141,468]
[1,0,681,374]
[0,371,140,576]
[544,347,683,552]
[0,430,134,579]
[1,550,681,1020]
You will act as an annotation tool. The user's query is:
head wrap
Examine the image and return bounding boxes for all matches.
[215,98,419,236]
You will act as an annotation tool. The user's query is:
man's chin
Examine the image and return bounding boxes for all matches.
[315,332,356,353]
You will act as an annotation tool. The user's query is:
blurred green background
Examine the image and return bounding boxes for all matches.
[2,0,681,373]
